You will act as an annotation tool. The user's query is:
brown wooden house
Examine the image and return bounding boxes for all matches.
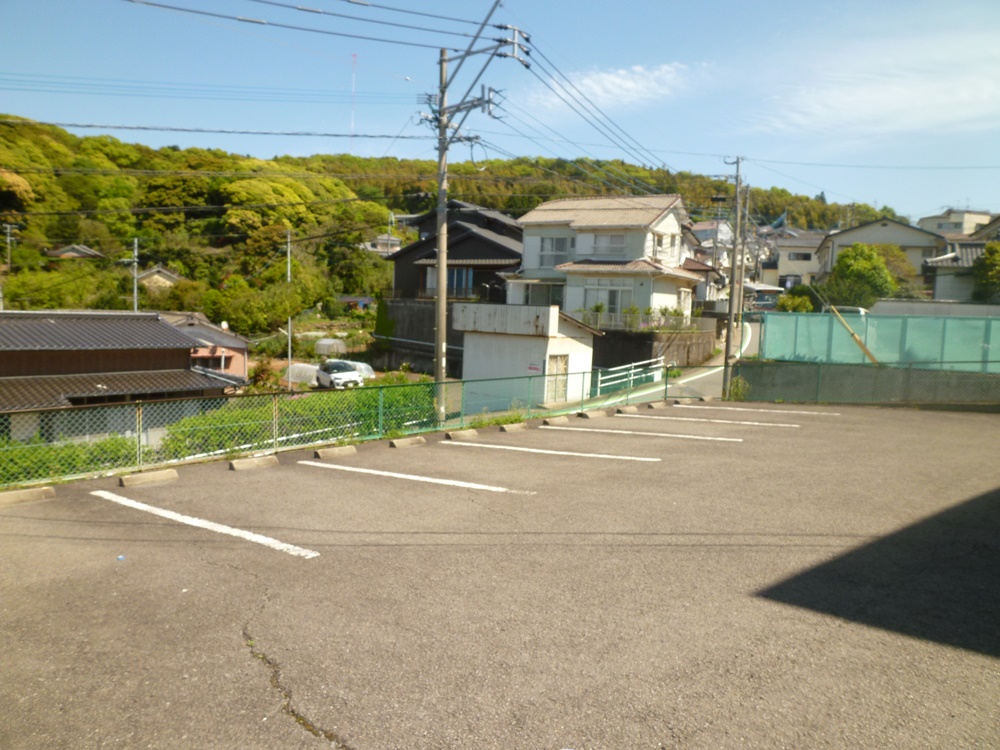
[0,310,234,413]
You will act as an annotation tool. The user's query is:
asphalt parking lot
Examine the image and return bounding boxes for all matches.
[2,402,998,749]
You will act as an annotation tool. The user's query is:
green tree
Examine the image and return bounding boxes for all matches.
[775,293,813,312]
[821,243,896,307]
[971,241,1000,302]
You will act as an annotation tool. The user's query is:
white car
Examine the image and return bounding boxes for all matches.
[316,359,364,389]
[343,360,376,380]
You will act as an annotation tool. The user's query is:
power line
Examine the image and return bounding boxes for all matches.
[492,98,659,194]
[0,118,432,139]
[0,72,417,104]
[527,39,673,172]
[238,0,479,40]
[122,0,461,51]
[321,0,484,26]
[748,157,1000,171]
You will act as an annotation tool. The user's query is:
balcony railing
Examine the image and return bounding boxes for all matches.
[568,310,717,333]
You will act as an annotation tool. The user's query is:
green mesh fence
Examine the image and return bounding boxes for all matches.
[759,312,1000,373]
[0,367,669,489]
[733,360,1000,405]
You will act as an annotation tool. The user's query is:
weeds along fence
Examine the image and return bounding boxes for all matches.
[0,364,668,489]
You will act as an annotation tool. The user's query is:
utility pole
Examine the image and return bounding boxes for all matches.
[435,47,450,397]
[723,157,743,398]
[287,229,293,392]
[132,238,139,312]
[428,1,528,419]
[1,223,14,311]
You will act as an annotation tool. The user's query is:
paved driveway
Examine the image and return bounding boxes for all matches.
[2,403,998,749]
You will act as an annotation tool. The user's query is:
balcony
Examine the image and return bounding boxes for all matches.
[567,310,718,333]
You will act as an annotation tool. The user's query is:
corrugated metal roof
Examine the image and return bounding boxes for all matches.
[0,369,228,411]
[518,195,683,229]
[0,311,197,351]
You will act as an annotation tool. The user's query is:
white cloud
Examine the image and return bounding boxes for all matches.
[527,62,693,111]
[754,33,1000,137]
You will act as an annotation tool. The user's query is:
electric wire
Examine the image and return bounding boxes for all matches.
[521,63,663,177]
[121,0,461,51]
[493,97,660,194]
[238,0,479,40]
[322,0,483,26]
[526,39,673,172]
[486,107,650,195]
[0,73,416,104]
[0,119,433,140]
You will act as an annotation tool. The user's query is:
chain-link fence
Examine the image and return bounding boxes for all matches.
[0,365,669,489]
[732,360,1000,405]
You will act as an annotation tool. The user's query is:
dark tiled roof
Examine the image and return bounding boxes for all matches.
[0,311,197,351]
[388,221,523,262]
[0,369,228,411]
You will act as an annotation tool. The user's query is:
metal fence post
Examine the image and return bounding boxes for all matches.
[135,402,143,468]
[272,393,279,451]
[664,366,669,401]
[378,386,385,437]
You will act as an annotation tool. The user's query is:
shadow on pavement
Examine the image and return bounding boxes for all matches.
[757,488,1000,657]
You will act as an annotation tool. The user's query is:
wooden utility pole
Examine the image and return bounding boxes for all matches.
[723,157,743,397]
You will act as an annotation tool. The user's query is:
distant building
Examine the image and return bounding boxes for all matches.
[917,208,995,235]
[44,244,104,260]
[138,264,187,292]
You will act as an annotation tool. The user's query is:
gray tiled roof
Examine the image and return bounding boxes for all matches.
[925,242,987,268]
[0,369,228,411]
[555,258,702,282]
[0,311,197,351]
[518,195,684,229]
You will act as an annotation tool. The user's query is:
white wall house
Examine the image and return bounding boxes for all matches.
[815,218,946,280]
[917,209,994,235]
[452,303,599,406]
[506,196,701,326]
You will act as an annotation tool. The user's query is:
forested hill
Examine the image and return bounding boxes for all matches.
[0,115,903,330]
[1,115,902,250]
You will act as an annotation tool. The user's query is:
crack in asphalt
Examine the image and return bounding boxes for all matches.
[243,626,355,749]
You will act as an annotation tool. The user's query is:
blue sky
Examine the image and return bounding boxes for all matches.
[4,0,1000,222]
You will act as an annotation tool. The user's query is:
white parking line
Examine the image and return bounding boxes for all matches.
[539,425,743,442]
[91,490,320,559]
[298,460,536,495]
[616,413,800,428]
[673,404,840,416]
[441,441,661,462]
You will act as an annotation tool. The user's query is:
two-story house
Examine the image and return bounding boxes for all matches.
[758,230,826,289]
[506,195,701,323]
[388,200,523,301]
[916,208,995,236]
[815,218,947,281]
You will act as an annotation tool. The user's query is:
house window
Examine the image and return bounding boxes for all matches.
[584,277,634,313]
[594,234,625,255]
[424,266,473,296]
[787,252,812,261]
[921,248,938,259]
[540,237,573,267]
[779,275,802,289]
[527,283,564,308]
